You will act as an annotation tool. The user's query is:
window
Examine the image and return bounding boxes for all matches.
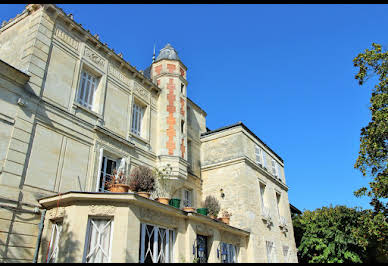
[183,189,193,207]
[181,120,185,134]
[259,183,266,209]
[98,156,118,192]
[77,70,98,110]
[131,102,145,137]
[283,245,289,262]
[139,223,175,263]
[83,218,113,263]
[181,83,184,94]
[195,234,208,263]
[220,243,238,263]
[276,192,281,218]
[262,151,267,169]
[47,221,63,263]
[276,162,282,181]
[255,145,262,165]
[266,241,276,263]
[271,159,277,176]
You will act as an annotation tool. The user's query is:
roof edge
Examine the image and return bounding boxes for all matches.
[200,122,284,163]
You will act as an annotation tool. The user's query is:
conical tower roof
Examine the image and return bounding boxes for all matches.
[156,43,180,61]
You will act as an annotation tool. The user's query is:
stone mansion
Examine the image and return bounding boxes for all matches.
[0,4,298,263]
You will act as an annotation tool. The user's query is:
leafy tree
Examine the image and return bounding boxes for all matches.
[293,205,368,263]
[352,43,388,214]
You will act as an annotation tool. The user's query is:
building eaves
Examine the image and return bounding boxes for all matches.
[200,122,284,163]
[187,97,207,117]
[32,4,160,93]
[0,59,30,86]
[290,203,302,214]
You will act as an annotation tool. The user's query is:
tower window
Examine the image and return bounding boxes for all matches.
[181,83,184,94]
[181,120,185,134]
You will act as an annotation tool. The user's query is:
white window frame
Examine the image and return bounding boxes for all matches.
[97,155,119,192]
[182,188,193,207]
[271,159,277,177]
[255,145,262,165]
[131,102,145,137]
[83,218,114,263]
[47,221,63,263]
[276,162,282,181]
[262,150,267,169]
[139,223,175,263]
[77,70,98,110]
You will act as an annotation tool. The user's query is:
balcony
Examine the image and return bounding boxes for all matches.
[37,191,250,263]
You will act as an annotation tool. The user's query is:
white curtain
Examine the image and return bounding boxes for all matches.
[85,219,112,263]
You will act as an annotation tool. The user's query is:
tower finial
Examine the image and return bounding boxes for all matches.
[152,43,155,63]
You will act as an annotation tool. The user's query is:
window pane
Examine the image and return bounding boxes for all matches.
[139,223,175,263]
[85,219,112,263]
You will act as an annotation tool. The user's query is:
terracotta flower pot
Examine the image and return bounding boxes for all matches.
[156,197,169,205]
[221,217,230,224]
[109,184,130,193]
[183,206,196,212]
[137,191,151,198]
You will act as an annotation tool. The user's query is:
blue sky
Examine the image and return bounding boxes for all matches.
[2,4,386,211]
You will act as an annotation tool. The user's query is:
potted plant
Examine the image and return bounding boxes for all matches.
[154,164,172,205]
[105,169,130,193]
[204,195,220,219]
[183,206,196,212]
[220,210,232,224]
[128,165,155,198]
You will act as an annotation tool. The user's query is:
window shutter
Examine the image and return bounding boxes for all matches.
[262,151,267,168]
[255,145,262,165]
[271,159,276,176]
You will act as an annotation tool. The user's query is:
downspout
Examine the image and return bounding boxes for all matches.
[32,209,46,263]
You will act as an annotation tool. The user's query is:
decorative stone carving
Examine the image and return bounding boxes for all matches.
[108,64,131,87]
[89,205,116,216]
[46,207,66,219]
[133,83,150,102]
[84,46,105,68]
[195,223,213,236]
[54,26,79,51]
[139,207,176,227]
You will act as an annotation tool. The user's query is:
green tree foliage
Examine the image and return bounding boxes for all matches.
[293,205,388,263]
[293,206,367,263]
[353,43,388,214]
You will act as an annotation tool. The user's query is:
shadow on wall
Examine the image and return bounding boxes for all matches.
[39,220,81,263]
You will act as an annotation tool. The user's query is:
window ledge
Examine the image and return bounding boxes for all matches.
[129,132,150,145]
[73,102,103,120]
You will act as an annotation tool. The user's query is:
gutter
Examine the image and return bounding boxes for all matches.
[32,209,46,263]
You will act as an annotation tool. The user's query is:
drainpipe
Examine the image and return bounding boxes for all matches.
[32,209,46,263]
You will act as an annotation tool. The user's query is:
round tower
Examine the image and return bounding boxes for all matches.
[151,44,188,176]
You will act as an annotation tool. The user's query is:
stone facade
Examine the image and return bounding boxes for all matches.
[0,4,297,263]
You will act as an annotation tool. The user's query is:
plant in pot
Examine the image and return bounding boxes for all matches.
[204,195,220,219]
[128,165,155,198]
[154,164,173,205]
[105,169,130,193]
[220,210,232,224]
